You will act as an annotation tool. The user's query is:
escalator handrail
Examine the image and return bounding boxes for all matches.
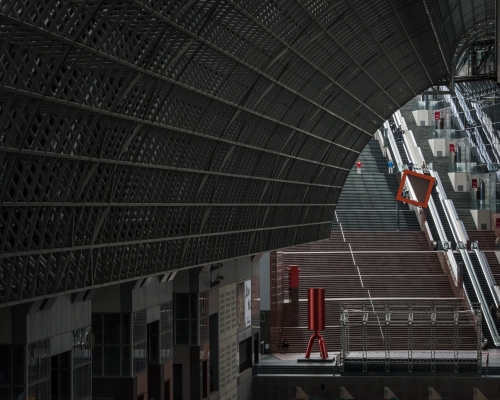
[429,169,500,344]
[459,247,500,346]
[429,171,468,244]
[384,121,403,167]
[386,120,452,251]
[474,248,500,308]
[386,117,455,280]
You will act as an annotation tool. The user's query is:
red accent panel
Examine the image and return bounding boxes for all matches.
[308,288,325,330]
[472,179,478,188]
[449,143,455,152]
[434,111,441,120]
[288,265,300,288]
[396,170,435,209]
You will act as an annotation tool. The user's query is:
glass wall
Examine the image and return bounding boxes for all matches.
[92,313,131,377]
[174,293,209,346]
[160,302,173,362]
[27,339,50,400]
[73,326,91,400]
[133,310,147,375]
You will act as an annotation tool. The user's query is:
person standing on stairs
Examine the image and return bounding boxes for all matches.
[282,337,289,351]
[388,159,394,174]
[356,160,362,174]
[496,235,500,250]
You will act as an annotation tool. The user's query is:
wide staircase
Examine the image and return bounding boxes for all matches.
[335,138,420,231]
[271,137,477,355]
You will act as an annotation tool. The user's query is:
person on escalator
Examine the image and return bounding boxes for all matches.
[496,235,500,250]
[492,303,500,322]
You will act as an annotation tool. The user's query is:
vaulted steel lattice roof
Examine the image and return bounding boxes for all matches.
[0,0,495,305]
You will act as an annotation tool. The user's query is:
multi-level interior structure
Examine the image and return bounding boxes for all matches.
[0,1,499,399]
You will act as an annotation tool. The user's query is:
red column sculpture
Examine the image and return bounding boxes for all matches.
[305,288,328,359]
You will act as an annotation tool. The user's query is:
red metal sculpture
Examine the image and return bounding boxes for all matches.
[305,288,328,359]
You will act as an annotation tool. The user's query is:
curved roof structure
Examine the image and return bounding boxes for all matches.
[0,0,495,305]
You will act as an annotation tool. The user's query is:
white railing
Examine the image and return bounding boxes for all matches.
[386,114,456,281]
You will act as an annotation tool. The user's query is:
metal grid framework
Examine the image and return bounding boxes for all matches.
[0,0,494,305]
[339,302,482,373]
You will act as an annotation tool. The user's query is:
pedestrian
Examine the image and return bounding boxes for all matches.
[356,160,362,174]
[397,130,403,142]
[422,161,427,173]
[407,162,413,171]
[490,303,496,320]
[282,337,289,351]
[388,159,394,174]
[496,235,500,250]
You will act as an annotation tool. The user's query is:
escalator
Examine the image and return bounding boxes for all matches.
[429,192,456,250]
[396,139,409,166]
[463,252,500,347]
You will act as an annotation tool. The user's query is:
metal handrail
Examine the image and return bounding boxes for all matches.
[431,166,500,345]
[474,248,500,308]
[386,120,451,253]
[459,247,500,346]
[385,121,403,167]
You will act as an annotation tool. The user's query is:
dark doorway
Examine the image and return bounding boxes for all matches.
[173,364,182,400]
[51,351,71,400]
[164,380,171,400]
[202,361,207,398]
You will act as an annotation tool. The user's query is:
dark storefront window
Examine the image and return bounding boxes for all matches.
[27,339,50,400]
[239,338,252,373]
[92,313,131,377]
[174,293,208,346]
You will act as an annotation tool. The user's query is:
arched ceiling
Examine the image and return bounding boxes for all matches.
[0,0,495,304]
